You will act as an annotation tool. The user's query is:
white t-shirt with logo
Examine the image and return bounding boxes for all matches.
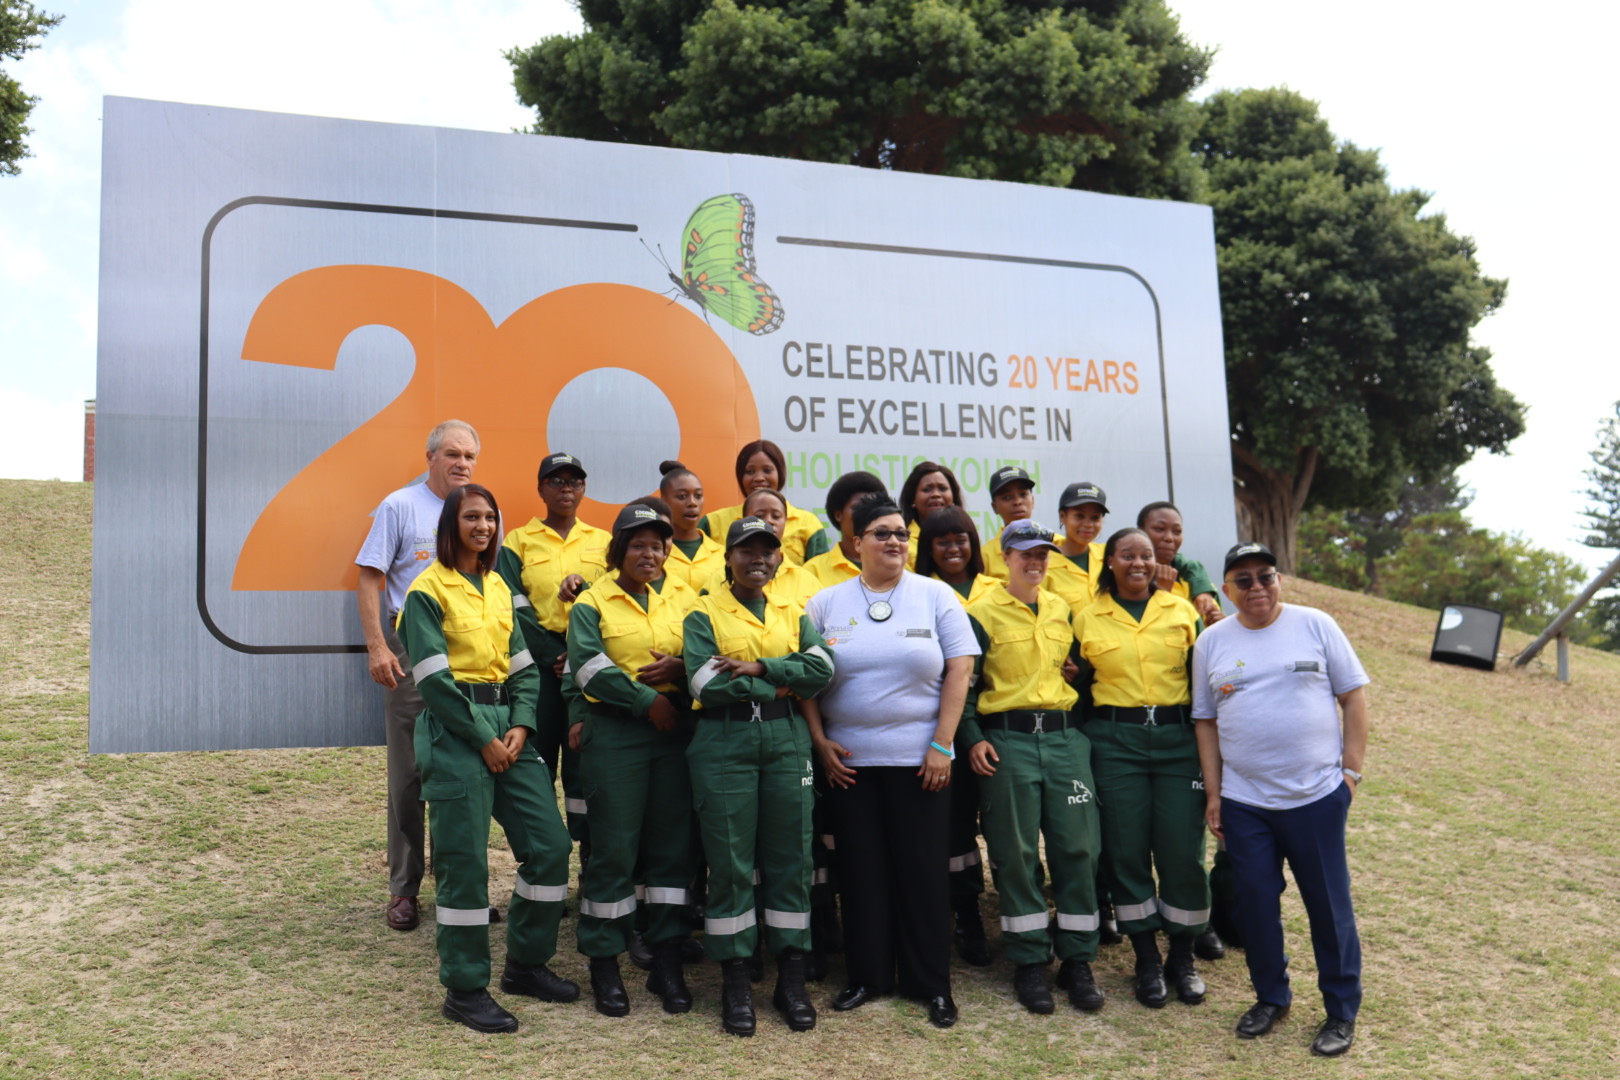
[355,483,446,616]
[1191,604,1369,810]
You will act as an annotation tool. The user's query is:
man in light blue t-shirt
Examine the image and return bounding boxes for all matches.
[1192,543,1369,1059]
[355,419,480,932]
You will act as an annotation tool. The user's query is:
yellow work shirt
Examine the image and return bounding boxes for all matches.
[698,561,821,613]
[664,533,726,592]
[693,587,805,665]
[571,575,688,699]
[982,533,1009,581]
[705,501,826,566]
[398,561,516,683]
[1072,590,1199,708]
[906,519,921,570]
[935,572,1000,608]
[965,585,1079,714]
[655,572,702,615]
[1046,542,1105,615]
[804,546,861,588]
[501,517,611,634]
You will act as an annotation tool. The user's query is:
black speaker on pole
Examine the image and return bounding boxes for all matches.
[1429,604,1504,671]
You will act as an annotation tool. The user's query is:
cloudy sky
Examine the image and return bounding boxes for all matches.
[4,0,1614,575]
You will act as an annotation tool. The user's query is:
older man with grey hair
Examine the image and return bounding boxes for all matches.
[356,419,482,931]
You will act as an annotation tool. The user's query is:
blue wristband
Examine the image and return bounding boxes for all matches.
[930,741,954,759]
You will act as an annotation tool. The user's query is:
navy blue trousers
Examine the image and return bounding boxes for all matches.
[1222,782,1362,1021]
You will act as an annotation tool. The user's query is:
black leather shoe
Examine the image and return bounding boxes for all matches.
[1193,928,1225,961]
[719,958,756,1036]
[1133,959,1168,1009]
[588,956,630,1017]
[1166,962,1206,1005]
[1058,959,1105,1012]
[626,929,654,971]
[1235,1001,1289,1039]
[832,984,878,1011]
[500,960,580,1003]
[442,989,518,1033]
[1013,963,1054,1014]
[1311,1017,1355,1057]
[927,994,958,1028]
[646,940,694,1014]
[771,949,817,1031]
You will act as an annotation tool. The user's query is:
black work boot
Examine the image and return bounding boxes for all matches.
[646,939,694,1014]
[771,949,817,1031]
[588,955,630,1017]
[719,958,756,1036]
[442,988,518,1033]
[1014,962,1055,1014]
[1058,958,1105,1012]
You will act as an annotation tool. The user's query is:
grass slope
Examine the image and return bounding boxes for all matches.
[1,479,1616,1079]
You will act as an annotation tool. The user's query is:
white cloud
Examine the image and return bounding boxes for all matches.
[1,388,88,481]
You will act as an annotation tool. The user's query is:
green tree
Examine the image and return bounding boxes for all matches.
[508,0,1212,199]
[1197,89,1524,572]
[1581,400,1620,550]
[1293,507,1368,592]
[1,0,61,177]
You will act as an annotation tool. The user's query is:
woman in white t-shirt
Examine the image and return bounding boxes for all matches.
[802,497,979,1029]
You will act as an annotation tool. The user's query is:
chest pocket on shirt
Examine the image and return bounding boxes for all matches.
[991,624,1035,648]
[716,635,754,661]
[444,612,485,635]
[1162,626,1194,651]
[1080,637,1121,662]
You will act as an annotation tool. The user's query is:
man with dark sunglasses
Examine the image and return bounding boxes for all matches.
[1190,543,1369,1058]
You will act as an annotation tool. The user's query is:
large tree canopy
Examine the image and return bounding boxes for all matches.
[1198,88,1524,570]
[0,0,61,177]
[508,0,1213,199]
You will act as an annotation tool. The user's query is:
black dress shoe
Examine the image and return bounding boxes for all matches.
[1193,928,1224,961]
[927,994,958,1028]
[500,960,581,1003]
[442,989,518,1033]
[832,984,878,1011]
[1013,963,1054,1014]
[1165,962,1206,1005]
[1133,959,1168,1009]
[1058,959,1105,1012]
[1311,1016,1355,1056]
[588,956,630,1017]
[1235,1001,1289,1039]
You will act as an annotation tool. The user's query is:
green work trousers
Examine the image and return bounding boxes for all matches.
[976,723,1101,965]
[1086,718,1210,937]
[575,709,696,957]
[688,716,814,960]
[416,702,570,992]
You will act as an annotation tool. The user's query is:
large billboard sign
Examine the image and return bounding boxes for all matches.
[90,97,1232,752]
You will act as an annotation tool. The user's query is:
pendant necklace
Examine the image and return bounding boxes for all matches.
[858,573,899,622]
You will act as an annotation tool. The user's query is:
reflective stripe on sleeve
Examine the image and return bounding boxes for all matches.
[1055,911,1100,931]
[436,905,490,927]
[514,877,568,903]
[644,887,690,906]
[579,894,638,920]
[412,653,450,683]
[1158,900,1210,927]
[509,649,534,674]
[763,908,811,930]
[704,909,758,937]
[690,657,724,699]
[512,593,532,609]
[1114,898,1158,922]
[804,645,832,670]
[1000,911,1050,934]
[575,652,616,690]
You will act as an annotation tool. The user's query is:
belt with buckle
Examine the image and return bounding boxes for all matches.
[457,681,508,706]
[1096,704,1189,726]
[713,698,797,723]
[977,709,1074,734]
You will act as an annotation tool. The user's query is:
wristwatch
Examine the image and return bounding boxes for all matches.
[1342,768,1363,783]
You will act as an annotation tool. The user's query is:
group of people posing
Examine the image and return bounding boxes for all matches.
[356,420,1369,1059]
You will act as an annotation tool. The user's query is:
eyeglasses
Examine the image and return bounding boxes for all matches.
[862,528,909,542]
[543,476,585,490]
[1227,572,1278,589]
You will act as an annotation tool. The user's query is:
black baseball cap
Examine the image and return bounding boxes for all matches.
[1222,542,1278,576]
[613,503,673,539]
[989,465,1034,496]
[726,516,782,551]
[1059,481,1109,512]
[538,452,587,480]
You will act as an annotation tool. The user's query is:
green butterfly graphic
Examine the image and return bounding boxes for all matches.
[664,193,785,335]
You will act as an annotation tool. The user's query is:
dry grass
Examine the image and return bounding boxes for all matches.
[1,479,1617,1079]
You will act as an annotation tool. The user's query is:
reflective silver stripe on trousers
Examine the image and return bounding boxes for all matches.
[579,894,638,920]
[437,905,490,926]
[751,868,762,885]
[412,653,450,683]
[690,657,725,699]
[635,885,646,900]
[1158,900,1211,926]
[803,644,832,670]
[763,908,812,929]
[575,652,616,690]
[947,849,982,872]
[645,887,690,905]
[1055,911,1101,931]
[514,876,568,903]
[1114,898,1158,921]
[705,909,758,936]
[565,798,587,815]
[508,648,534,674]
[1001,911,1050,934]
[812,868,829,885]
[820,834,836,851]
[511,593,532,609]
